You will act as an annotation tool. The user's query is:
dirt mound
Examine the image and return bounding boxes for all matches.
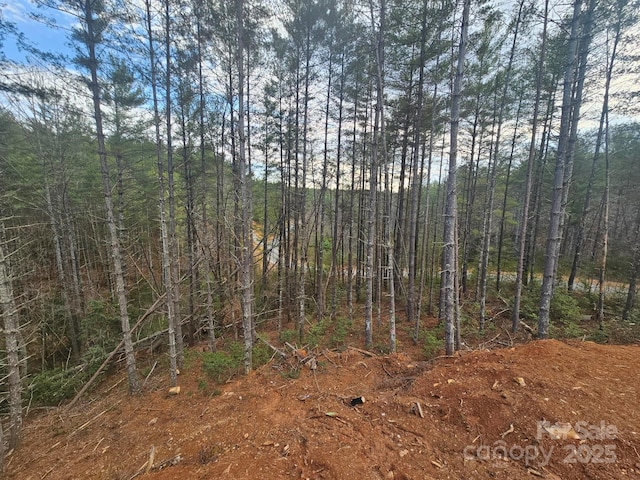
[6,339,640,480]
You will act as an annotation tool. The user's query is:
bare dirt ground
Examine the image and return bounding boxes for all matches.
[5,335,640,480]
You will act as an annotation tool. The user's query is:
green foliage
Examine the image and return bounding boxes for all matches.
[279,329,297,344]
[252,341,271,369]
[373,341,391,355]
[306,319,329,348]
[422,324,444,359]
[518,281,583,324]
[329,317,351,348]
[202,341,271,383]
[587,326,610,344]
[82,300,121,350]
[28,345,108,406]
[202,342,244,383]
[29,369,84,406]
[550,290,583,324]
[202,348,242,384]
[551,320,585,339]
[197,378,221,397]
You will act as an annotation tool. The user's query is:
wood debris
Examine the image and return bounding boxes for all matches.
[514,377,526,387]
[500,423,514,438]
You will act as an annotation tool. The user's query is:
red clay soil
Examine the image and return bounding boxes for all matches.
[5,339,640,480]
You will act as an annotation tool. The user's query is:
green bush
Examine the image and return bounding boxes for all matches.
[28,344,110,406]
[29,368,84,406]
[422,325,444,359]
[552,320,584,339]
[202,349,242,383]
[587,326,609,343]
[306,319,329,348]
[279,329,297,344]
[518,281,583,324]
[202,341,271,383]
[330,317,351,348]
[252,341,271,369]
[550,290,583,324]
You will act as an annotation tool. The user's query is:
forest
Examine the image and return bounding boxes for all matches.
[1,0,640,466]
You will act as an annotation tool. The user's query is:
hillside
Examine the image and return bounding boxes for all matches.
[6,339,640,480]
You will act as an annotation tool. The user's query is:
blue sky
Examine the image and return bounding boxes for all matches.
[2,0,74,63]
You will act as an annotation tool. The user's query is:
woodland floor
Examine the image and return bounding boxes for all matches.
[5,315,640,480]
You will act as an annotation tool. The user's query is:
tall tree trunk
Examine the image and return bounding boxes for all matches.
[568,8,621,293]
[165,0,184,366]
[41,148,81,361]
[145,0,178,386]
[442,0,470,355]
[316,49,333,321]
[495,94,523,291]
[623,210,640,320]
[538,0,583,338]
[330,52,345,319]
[512,0,548,332]
[365,0,385,348]
[597,109,610,326]
[407,1,428,328]
[394,74,413,297]
[415,22,443,336]
[384,162,397,352]
[429,137,446,316]
[83,0,140,393]
[524,86,556,285]
[297,32,312,341]
[236,0,254,373]
[180,106,197,346]
[0,228,22,450]
[460,93,482,295]
[478,0,525,330]
[0,418,4,471]
[347,73,360,322]
[195,8,216,349]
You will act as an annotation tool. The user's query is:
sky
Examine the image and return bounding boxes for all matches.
[2,0,75,63]
[2,0,638,129]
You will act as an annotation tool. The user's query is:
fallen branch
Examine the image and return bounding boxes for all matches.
[66,294,165,409]
[519,321,536,336]
[128,450,179,480]
[347,346,377,357]
[67,409,108,438]
[145,446,156,474]
[258,336,287,358]
[477,333,501,350]
[142,361,158,388]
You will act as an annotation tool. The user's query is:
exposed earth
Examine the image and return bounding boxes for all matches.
[5,333,640,480]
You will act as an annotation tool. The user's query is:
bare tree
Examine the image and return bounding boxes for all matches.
[442,0,470,356]
[235,0,254,373]
[0,226,22,451]
[143,0,179,386]
[477,0,525,330]
[539,0,594,338]
[513,0,549,332]
[365,0,386,348]
[69,0,140,392]
[568,0,625,294]
[597,107,610,325]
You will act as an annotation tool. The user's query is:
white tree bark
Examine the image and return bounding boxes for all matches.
[442,0,470,356]
[236,0,254,374]
[0,229,23,449]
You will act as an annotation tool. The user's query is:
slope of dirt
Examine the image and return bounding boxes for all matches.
[6,339,640,480]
